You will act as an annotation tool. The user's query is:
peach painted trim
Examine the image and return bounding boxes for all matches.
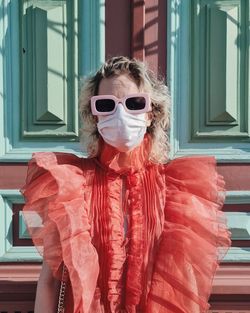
[131,0,145,60]
[0,264,41,281]
[212,265,250,294]
[0,264,249,295]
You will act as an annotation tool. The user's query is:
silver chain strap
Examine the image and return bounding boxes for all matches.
[57,263,68,313]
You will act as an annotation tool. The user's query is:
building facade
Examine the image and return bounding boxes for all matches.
[0,0,249,312]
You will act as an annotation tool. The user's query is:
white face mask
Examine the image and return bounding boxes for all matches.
[97,105,147,152]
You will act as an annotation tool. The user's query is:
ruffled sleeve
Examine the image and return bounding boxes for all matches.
[147,156,231,313]
[20,152,99,313]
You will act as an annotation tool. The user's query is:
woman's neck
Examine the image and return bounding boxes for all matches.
[97,134,152,175]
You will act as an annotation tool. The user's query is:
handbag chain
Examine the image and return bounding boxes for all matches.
[57,263,69,313]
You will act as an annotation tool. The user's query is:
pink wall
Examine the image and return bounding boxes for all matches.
[105,0,167,78]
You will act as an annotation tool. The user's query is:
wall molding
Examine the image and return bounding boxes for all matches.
[168,0,250,162]
[0,0,105,162]
[0,264,41,281]
[223,191,250,262]
[212,264,250,295]
[225,191,250,204]
[80,0,105,76]
[0,189,41,262]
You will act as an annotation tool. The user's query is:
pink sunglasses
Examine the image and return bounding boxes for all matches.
[90,93,152,115]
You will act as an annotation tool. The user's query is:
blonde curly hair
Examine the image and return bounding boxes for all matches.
[79,56,171,163]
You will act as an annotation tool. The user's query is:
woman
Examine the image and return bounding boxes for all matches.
[21,56,231,313]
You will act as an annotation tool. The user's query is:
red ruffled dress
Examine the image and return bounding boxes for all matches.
[21,135,231,313]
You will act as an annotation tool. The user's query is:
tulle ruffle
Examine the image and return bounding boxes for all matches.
[21,152,100,313]
[147,156,231,313]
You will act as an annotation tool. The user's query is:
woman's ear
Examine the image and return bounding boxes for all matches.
[146,112,153,127]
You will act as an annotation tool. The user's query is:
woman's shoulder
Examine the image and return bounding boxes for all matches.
[28,151,96,171]
[163,155,217,179]
[162,155,224,202]
[164,154,216,168]
[21,152,96,202]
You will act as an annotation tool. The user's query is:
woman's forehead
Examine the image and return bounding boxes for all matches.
[98,74,140,96]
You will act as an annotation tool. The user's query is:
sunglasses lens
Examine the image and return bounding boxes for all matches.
[95,99,116,112]
[125,97,146,111]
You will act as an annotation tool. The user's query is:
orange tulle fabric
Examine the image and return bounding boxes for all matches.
[21,137,231,313]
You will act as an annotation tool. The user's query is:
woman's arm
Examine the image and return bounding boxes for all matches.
[34,260,61,313]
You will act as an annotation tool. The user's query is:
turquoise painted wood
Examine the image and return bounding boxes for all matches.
[22,2,76,138]
[0,0,105,161]
[80,0,105,77]
[192,0,248,136]
[0,190,41,262]
[19,211,30,239]
[168,0,250,161]
[224,191,250,258]
[226,212,250,240]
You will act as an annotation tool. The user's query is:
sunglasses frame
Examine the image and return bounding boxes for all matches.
[90,93,152,115]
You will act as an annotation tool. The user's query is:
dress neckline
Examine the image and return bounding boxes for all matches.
[94,133,153,175]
